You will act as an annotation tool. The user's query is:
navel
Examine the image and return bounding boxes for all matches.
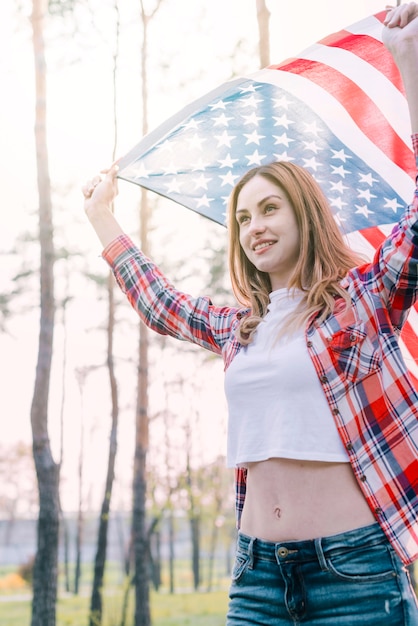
[273,505,282,519]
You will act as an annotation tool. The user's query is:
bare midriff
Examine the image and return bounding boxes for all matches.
[239,458,376,542]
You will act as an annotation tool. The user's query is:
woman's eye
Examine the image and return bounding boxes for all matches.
[238,215,250,225]
[265,204,276,213]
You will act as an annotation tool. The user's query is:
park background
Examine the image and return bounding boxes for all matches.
[0,1,414,625]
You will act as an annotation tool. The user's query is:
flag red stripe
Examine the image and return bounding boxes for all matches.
[269,58,415,179]
[373,10,388,25]
[319,31,404,94]
[357,226,387,249]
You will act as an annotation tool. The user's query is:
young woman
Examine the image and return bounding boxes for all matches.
[83,4,418,624]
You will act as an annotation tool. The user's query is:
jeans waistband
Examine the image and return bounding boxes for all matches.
[237,523,388,564]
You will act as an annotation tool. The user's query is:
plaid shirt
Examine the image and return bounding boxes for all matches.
[103,134,418,565]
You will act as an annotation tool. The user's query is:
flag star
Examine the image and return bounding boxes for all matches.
[273,113,294,129]
[218,153,239,168]
[302,156,321,171]
[215,130,236,148]
[357,189,377,202]
[124,162,150,179]
[209,99,229,111]
[186,133,206,150]
[273,151,295,162]
[359,172,379,186]
[355,204,374,218]
[331,148,352,162]
[240,84,259,94]
[329,180,348,194]
[193,173,211,190]
[384,197,404,213]
[331,165,350,178]
[330,196,347,211]
[196,194,213,208]
[192,157,211,171]
[166,178,181,194]
[219,171,240,187]
[304,121,321,135]
[273,95,291,110]
[244,130,265,145]
[161,162,178,175]
[212,113,233,127]
[333,212,347,227]
[240,94,263,108]
[273,132,294,148]
[303,140,320,154]
[157,139,175,154]
[312,175,326,187]
[246,149,266,165]
[242,111,264,125]
[182,119,200,131]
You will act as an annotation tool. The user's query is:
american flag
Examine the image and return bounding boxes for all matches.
[117,11,418,384]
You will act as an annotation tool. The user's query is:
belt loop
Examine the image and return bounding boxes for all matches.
[247,537,255,570]
[314,537,328,572]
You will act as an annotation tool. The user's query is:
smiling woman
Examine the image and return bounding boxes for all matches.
[83,4,418,624]
[234,176,300,291]
[228,161,364,344]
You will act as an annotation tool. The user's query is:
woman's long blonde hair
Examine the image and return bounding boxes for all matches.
[227,161,364,344]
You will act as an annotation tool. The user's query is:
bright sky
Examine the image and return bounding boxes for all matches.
[0,0,389,510]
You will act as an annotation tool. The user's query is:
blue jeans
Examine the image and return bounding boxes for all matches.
[226,523,418,625]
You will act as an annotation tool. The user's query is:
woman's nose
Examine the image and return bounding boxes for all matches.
[248,216,266,234]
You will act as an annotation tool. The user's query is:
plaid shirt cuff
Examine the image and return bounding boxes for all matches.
[102,234,136,266]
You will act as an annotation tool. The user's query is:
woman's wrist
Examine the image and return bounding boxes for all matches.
[85,199,113,223]
[86,202,125,248]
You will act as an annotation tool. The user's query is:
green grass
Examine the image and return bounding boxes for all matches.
[152,591,228,625]
[0,588,229,626]
[0,556,231,625]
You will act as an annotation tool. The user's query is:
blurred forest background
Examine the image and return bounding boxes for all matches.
[0,1,401,625]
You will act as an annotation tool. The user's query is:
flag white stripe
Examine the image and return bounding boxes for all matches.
[345,223,394,255]
[295,44,410,146]
[344,14,385,42]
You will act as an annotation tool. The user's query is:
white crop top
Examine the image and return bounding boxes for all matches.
[224,288,349,468]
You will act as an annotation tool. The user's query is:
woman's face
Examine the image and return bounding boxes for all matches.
[235,175,300,291]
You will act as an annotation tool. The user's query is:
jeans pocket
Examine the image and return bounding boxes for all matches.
[325,543,397,583]
[231,551,252,583]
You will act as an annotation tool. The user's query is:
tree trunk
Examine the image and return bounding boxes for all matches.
[61,513,71,593]
[132,2,164,622]
[190,515,200,591]
[74,403,84,595]
[30,1,60,625]
[89,274,120,625]
[206,520,218,592]
[149,529,161,591]
[255,0,270,68]
[133,311,151,626]
[184,434,201,591]
[168,510,175,594]
[73,513,82,595]
[89,4,121,622]
[132,5,151,624]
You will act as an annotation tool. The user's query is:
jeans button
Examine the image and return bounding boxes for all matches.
[277,547,289,558]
